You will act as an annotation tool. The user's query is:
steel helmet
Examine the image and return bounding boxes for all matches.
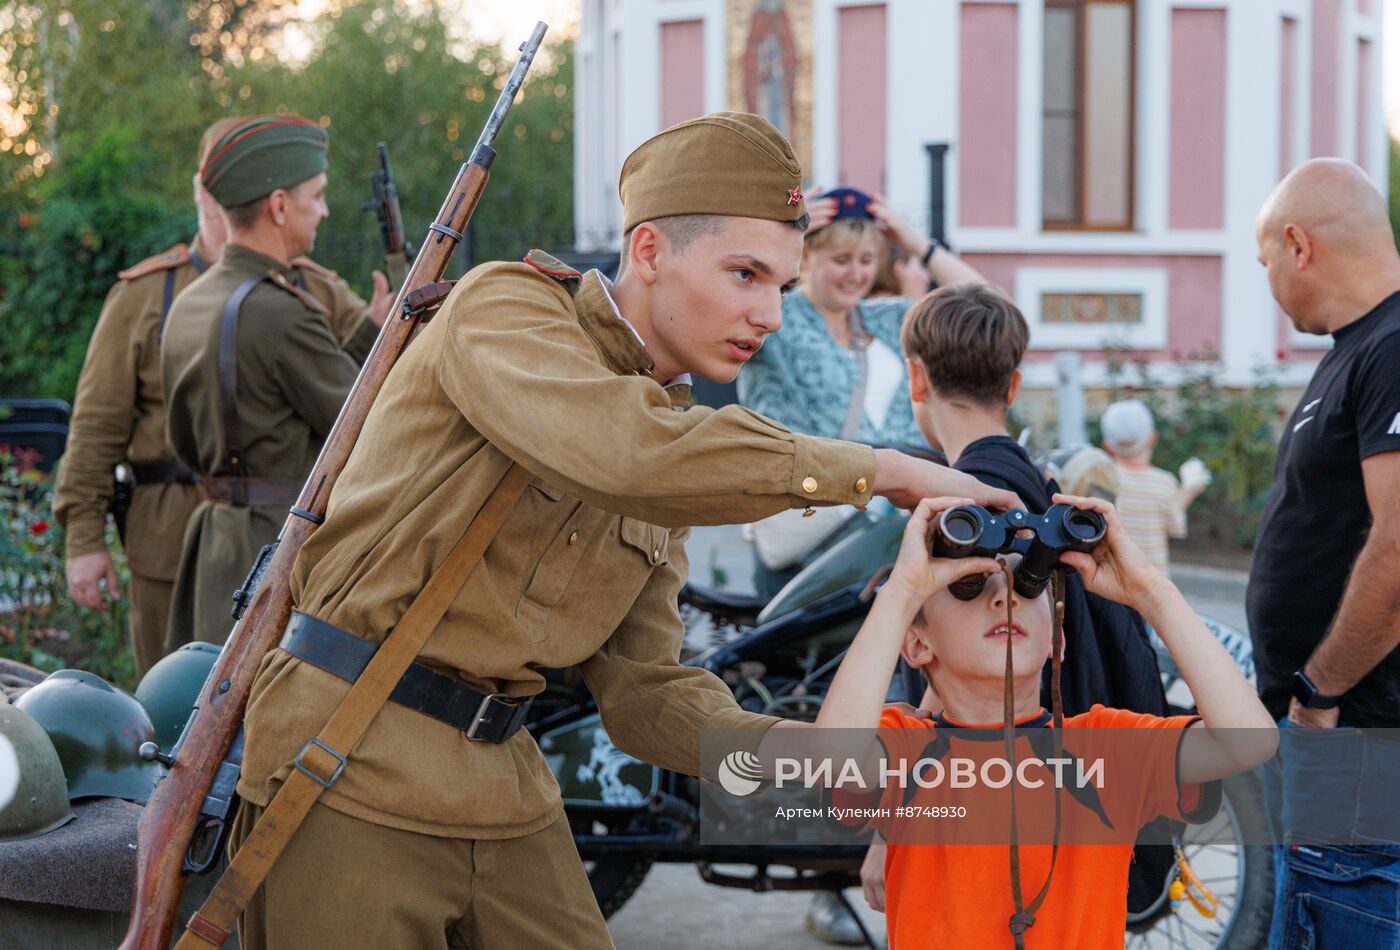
[0,704,74,840]
[135,642,220,754]
[14,669,159,803]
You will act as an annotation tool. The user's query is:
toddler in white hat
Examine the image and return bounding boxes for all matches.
[1100,399,1210,572]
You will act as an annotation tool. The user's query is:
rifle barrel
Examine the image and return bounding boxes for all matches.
[472,21,548,163]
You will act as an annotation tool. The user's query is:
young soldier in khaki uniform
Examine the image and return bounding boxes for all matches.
[52,118,386,678]
[229,113,1016,948]
[162,115,388,648]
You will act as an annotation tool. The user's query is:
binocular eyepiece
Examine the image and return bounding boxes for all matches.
[930,504,1106,601]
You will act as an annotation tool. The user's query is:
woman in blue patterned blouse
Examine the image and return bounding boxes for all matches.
[738,188,983,447]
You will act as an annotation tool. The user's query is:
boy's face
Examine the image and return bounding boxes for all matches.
[648,216,802,383]
[903,554,1055,689]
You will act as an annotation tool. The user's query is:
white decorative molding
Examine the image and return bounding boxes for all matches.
[1014,267,1168,350]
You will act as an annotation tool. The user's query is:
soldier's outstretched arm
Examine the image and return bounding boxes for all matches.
[439,263,1018,526]
[439,262,870,528]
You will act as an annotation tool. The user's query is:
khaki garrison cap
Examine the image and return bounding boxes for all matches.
[619,112,807,233]
[200,114,329,208]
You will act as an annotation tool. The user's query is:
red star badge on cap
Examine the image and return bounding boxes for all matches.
[787,187,804,207]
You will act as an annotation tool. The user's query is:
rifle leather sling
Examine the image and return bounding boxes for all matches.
[177,461,534,950]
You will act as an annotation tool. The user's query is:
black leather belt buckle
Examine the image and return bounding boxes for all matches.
[465,692,530,742]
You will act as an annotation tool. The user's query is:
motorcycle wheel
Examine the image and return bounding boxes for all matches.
[1125,771,1274,949]
[570,813,654,920]
[586,856,654,919]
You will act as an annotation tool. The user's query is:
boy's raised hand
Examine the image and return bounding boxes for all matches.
[1053,493,1164,609]
[883,497,1004,608]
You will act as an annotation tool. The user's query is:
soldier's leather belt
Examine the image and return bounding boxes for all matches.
[199,476,301,508]
[279,611,532,743]
[129,459,197,486]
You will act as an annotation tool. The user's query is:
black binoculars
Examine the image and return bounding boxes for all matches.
[929,504,1107,601]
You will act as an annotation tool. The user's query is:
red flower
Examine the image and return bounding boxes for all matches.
[29,520,50,536]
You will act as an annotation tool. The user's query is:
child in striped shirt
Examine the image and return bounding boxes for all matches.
[1100,399,1209,573]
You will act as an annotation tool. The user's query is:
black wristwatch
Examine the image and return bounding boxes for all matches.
[920,239,942,269]
[1291,670,1345,709]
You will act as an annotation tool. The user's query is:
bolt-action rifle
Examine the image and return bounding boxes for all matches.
[119,22,548,950]
[365,142,413,290]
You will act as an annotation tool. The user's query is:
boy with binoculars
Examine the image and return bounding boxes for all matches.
[802,285,1275,947]
[811,493,1277,948]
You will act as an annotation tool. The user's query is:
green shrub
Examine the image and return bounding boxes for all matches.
[0,453,134,689]
[1100,349,1282,549]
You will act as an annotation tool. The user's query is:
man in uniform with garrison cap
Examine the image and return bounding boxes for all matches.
[53,117,388,678]
[161,114,389,649]
[229,112,1016,947]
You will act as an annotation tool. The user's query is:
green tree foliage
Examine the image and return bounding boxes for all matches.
[1390,136,1400,251]
[0,127,190,396]
[0,0,574,398]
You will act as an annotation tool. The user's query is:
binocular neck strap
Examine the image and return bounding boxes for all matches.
[1002,567,1067,950]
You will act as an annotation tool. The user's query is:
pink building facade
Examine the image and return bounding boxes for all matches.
[574,0,1388,388]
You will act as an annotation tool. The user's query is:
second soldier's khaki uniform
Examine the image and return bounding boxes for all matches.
[53,238,373,676]
[231,256,876,947]
[161,244,378,647]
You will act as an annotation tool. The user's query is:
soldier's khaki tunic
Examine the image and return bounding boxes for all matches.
[52,238,372,676]
[161,244,378,647]
[232,257,875,945]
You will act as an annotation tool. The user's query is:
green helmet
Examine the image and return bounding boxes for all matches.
[14,669,160,803]
[135,642,220,754]
[0,704,75,840]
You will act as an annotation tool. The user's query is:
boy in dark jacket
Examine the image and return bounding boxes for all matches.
[900,285,1167,718]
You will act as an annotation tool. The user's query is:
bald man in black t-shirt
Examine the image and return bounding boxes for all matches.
[1249,157,1400,950]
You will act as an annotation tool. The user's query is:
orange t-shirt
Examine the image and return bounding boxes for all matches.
[863,704,1218,949]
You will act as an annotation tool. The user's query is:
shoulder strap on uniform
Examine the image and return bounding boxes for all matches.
[118,243,191,282]
[177,461,534,950]
[158,269,179,340]
[289,255,340,282]
[216,278,263,495]
[265,269,329,315]
[523,248,582,297]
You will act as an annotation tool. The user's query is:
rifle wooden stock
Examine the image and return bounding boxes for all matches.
[119,159,491,950]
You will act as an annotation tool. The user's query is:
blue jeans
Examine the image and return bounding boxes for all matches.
[1263,719,1400,949]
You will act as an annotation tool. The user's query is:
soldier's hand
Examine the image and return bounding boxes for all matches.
[368,270,392,327]
[871,449,1023,513]
[66,551,121,611]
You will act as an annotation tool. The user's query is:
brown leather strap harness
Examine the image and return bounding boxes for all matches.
[210,278,261,506]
